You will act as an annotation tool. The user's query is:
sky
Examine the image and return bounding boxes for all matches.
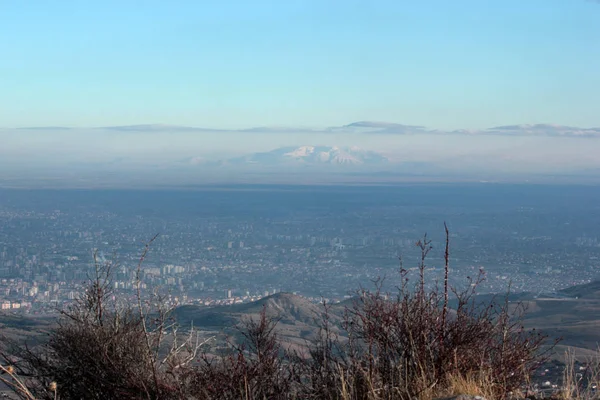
[1,0,600,130]
[1,1,599,185]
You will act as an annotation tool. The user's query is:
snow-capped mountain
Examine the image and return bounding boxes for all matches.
[225,146,390,167]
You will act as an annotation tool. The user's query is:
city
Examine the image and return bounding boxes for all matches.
[1,184,599,316]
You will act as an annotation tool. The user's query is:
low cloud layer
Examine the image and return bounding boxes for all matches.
[99,124,223,132]
[485,124,600,137]
[12,121,599,138]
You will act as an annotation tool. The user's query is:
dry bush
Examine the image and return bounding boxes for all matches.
[0,227,554,400]
[299,224,554,400]
[186,306,298,400]
[295,299,351,399]
[1,236,207,400]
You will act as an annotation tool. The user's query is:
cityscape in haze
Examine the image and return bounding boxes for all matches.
[1,1,599,323]
[1,184,600,314]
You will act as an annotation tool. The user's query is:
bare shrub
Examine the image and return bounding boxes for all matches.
[302,224,554,399]
[1,236,207,400]
[295,299,350,399]
[187,306,297,400]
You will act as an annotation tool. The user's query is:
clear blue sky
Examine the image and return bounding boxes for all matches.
[1,0,599,129]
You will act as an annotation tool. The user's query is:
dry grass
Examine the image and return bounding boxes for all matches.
[333,368,499,400]
[0,363,36,399]
[559,348,600,400]
[438,372,498,400]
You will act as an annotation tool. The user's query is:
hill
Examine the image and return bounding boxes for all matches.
[5,282,600,359]
[173,284,600,358]
[173,293,342,351]
[518,286,600,358]
[558,280,600,299]
[0,312,55,346]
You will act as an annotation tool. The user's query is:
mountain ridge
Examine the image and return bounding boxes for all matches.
[191,145,391,168]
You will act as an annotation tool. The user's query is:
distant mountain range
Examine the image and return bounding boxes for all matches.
[219,146,390,167]
[180,146,397,172]
[174,146,453,180]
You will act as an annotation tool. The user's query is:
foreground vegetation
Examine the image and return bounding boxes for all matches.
[1,228,556,399]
